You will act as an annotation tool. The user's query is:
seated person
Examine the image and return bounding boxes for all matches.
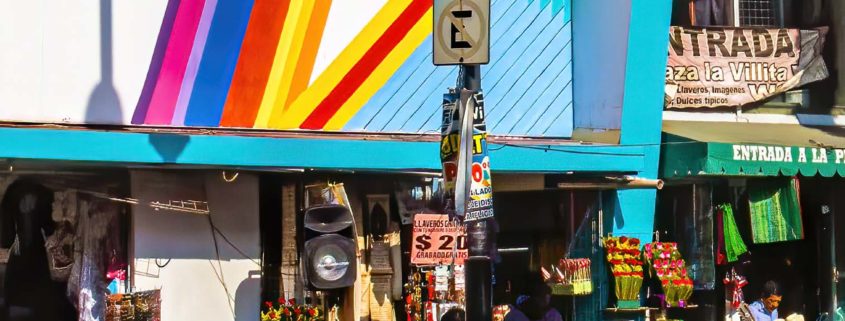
[504,273,562,321]
[749,280,781,321]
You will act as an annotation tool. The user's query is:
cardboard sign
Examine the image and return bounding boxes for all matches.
[665,26,827,108]
[411,214,468,265]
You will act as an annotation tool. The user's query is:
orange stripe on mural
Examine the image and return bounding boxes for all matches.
[271,0,412,129]
[299,0,431,129]
[254,0,329,128]
[323,9,432,130]
[219,0,290,128]
[287,0,331,108]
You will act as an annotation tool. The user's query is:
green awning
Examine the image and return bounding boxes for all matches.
[662,120,845,178]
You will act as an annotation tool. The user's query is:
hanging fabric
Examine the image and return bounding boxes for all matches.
[715,205,726,265]
[747,178,804,244]
[688,0,727,26]
[720,203,748,263]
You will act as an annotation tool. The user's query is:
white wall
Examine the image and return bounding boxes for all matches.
[131,170,260,321]
[0,0,166,124]
[572,0,632,132]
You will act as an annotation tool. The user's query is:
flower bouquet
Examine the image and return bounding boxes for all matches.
[261,298,324,321]
[644,242,694,307]
[604,236,644,306]
[542,258,592,296]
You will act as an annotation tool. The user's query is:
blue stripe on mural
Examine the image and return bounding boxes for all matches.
[377,0,520,132]
[343,37,435,131]
[532,78,574,137]
[491,25,571,133]
[481,1,548,101]
[508,54,572,134]
[398,0,529,133]
[183,0,254,126]
[343,0,573,137]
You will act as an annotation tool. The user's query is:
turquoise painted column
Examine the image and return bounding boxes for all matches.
[612,0,672,240]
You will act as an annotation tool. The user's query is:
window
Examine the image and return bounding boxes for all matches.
[736,0,783,27]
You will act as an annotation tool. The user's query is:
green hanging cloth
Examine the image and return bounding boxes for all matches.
[748,178,804,244]
[720,203,748,263]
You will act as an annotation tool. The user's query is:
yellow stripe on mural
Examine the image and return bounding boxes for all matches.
[323,9,432,131]
[254,0,326,128]
[271,0,412,129]
[287,0,331,109]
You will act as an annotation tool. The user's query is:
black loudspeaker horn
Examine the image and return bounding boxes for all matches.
[302,205,357,289]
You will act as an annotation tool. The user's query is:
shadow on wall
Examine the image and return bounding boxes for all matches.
[235,271,261,321]
[148,133,190,163]
[86,0,124,124]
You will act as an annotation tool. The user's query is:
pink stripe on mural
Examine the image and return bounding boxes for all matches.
[144,0,207,125]
[172,0,218,126]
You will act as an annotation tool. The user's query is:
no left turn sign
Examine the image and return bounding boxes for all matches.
[433,0,490,65]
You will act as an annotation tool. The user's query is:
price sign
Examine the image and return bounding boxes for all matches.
[411,214,468,265]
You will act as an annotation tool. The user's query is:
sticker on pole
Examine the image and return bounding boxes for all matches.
[411,214,468,265]
[433,0,490,65]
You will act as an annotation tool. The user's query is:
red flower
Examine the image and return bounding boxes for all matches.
[630,238,640,247]
[284,308,291,316]
[295,308,301,315]
[289,298,296,306]
[269,312,277,319]
[265,301,273,309]
[620,236,629,244]
[279,297,286,304]
[309,308,316,316]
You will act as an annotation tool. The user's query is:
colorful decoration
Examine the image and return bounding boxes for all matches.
[644,242,693,307]
[127,0,574,136]
[261,298,324,321]
[723,268,748,309]
[604,236,644,304]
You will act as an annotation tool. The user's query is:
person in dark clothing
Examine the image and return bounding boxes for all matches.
[504,273,562,321]
[0,181,73,321]
[440,308,465,321]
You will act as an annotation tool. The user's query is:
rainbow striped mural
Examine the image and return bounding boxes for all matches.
[132,0,573,136]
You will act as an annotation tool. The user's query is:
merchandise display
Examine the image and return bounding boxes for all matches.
[604,236,644,307]
[542,258,592,296]
[260,298,324,321]
[644,242,693,307]
[105,290,161,321]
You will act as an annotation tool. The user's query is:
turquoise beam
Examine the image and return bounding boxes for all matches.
[0,127,646,173]
[613,0,672,240]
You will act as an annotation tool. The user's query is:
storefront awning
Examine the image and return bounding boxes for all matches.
[662,120,845,178]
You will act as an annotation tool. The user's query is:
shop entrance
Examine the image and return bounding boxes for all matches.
[810,179,845,320]
[658,178,845,321]
[491,190,596,320]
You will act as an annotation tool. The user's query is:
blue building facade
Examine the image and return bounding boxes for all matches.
[0,0,672,319]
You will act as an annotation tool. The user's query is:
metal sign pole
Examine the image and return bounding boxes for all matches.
[461,64,493,321]
[433,1,492,319]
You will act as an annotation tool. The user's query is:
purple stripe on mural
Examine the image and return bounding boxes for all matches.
[144,0,206,125]
[131,0,182,124]
[172,0,218,126]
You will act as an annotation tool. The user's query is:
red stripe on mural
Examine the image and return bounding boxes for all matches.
[299,0,431,129]
[219,0,291,127]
